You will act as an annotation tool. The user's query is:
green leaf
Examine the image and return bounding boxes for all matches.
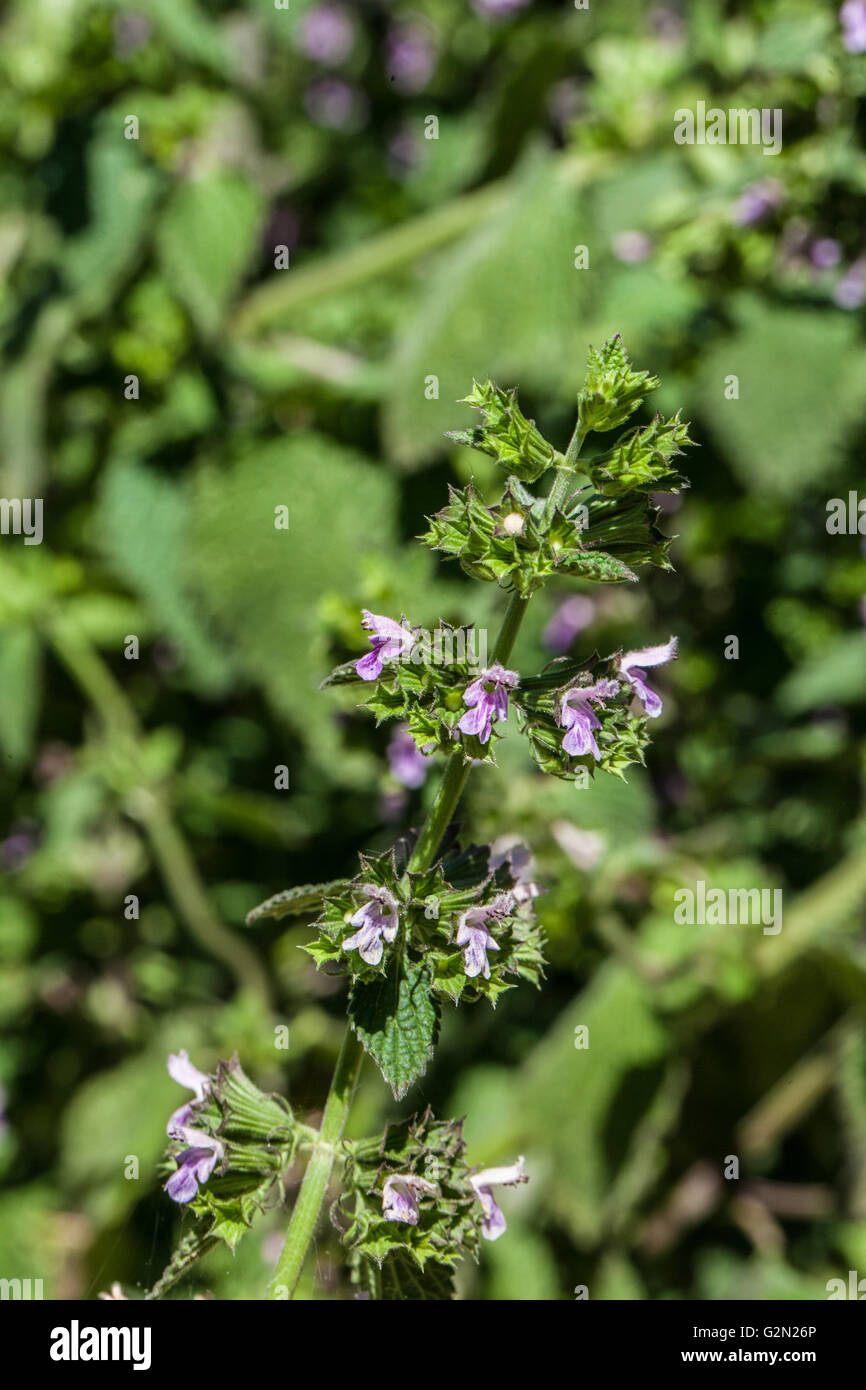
[156,172,264,337]
[95,455,232,696]
[246,881,351,926]
[694,296,866,498]
[380,1252,455,1300]
[384,151,588,467]
[447,380,560,481]
[349,959,440,1100]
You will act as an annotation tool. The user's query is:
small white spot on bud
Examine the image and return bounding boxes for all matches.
[503,512,524,536]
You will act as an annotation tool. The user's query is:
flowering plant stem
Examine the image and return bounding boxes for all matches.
[266,449,579,1299]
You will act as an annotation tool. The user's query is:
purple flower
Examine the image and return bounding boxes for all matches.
[387,724,428,789]
[489,838,541,904]
[735,179,783,227]
[385,22,436,94]
[456,896,512,979]
[354,610,415,682]
[841,0,866,52]
[472,0,531,17]
[618,638,678,718]
[458,663,518,744]
[164,1125,224,1205]
[304,77,367,132]
[834,259,866,310]
[166,1049,210,1133]
[382,1173,437,1225]
[557,678,619,761]
[298,6,355,65]
[811,237,842,270]
[470,1155,527,1241]
[543,595,595,653]
[612,231,652,265]
[343,884,399,965]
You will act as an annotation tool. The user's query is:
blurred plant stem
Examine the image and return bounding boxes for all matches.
[45,614,272,1008]
[267,441,584,1300]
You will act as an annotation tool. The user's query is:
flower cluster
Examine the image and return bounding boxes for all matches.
[335,1110,528,1295]
[160,1052,299,1247]
[303,836,545,1007]
[325,617,517,760]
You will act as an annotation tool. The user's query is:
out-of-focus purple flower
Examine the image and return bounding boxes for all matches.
[298,6,355,65]
[0,820,40,871]
[164,1126,224,1204]
[470,1155,527,1240]
[472,0,531,17]
[387,128,419,179]
[552,820,606,872]
[649,7,685,42]
[385,22,436,94]
[841,0,866,52]
[612,231,652,265]
[543,595,595,653]
[618,638,678,718]
[456,895,512,979]
[304,77,367,132]
[735,179,784,227]
[811,237,842,269]
[113,12,151,59]
[343,885,400,965]
[387,724,428,789]
[166,1050,210,1133]
[382,1173,437,1224]
[354,610,414,682]
[458,663,518,744]
[489,838,541,903]
[834,258,866,309]
[557,679,619,761]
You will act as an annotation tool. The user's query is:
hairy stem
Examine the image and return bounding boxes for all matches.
[266,1026,364,1299]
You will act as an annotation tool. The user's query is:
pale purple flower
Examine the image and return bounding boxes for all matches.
[164,1125,224,1205]
[612,231,652,265]
[472,0,531,17]
[343,884,399,965]
[543,595,594,653]
[618,638,678,718]
[166,1049,210,1134]
[458,663,518,744]
[304,77,367,132]
[470,1155,527,1241]
[382,1173,437,1225]
[354,610,415,682]
[552,820,606,871]
[456,895,512,979]
[834,258,866,310]
[735,179,783,226]
[841,0,866,52]
[298,6,355,65]
[489,838,541,903]
[557,678,619,761]
[385,23,436,94]
[387,724,428,789]
[811,237,842,269]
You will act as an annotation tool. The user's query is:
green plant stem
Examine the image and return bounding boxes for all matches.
[268,442,583,1298]
[46,615,272,1007]
[266,1026,364,1299]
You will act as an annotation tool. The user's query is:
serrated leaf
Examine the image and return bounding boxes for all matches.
[379,1251,455,1300]
[349,959,440,1099]
[246,880,350,926]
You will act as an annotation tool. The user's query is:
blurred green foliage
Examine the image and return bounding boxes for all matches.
[1,0,866,1300]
